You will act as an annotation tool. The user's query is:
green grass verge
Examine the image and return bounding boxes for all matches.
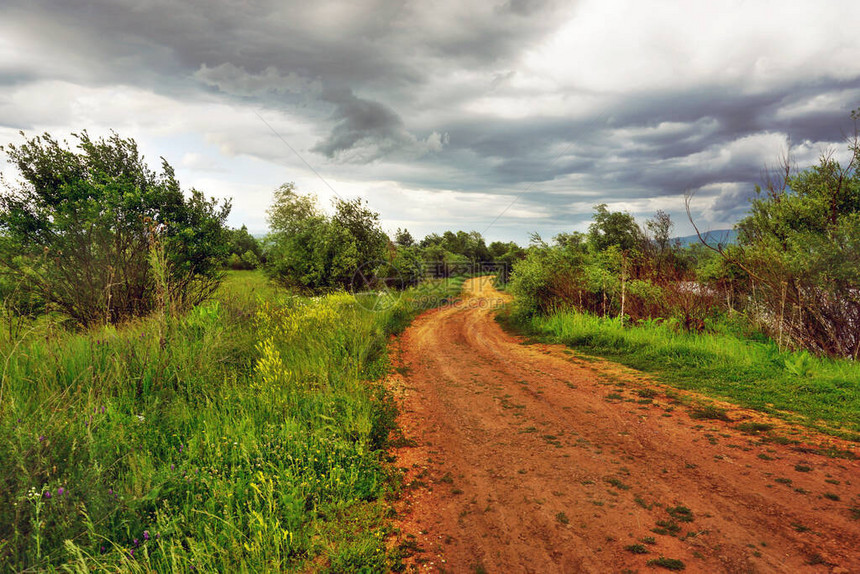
[0,271,449,572]
[503,309,860,440]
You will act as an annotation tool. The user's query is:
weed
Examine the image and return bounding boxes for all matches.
[774,478,792,485]
[607,393,623,400]
[555,512,570,525]
[690,405,731,422]
[791,522,810,532]
[0,271,440,572]
[736,422,774,434]
[794,464,813,472]
[666,505,694,523]
[653,520,681,536]
[604,477,631,490]
[625,544,649,554]
[822,493,840,501]
[647,556,686,570]
[806,553,828,565]
[640,536,657,545]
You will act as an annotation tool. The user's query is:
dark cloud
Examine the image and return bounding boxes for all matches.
[2,0,860,239]
[312,88,413,159]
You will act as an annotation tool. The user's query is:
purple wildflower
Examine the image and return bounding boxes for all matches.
[58,487,65,496]
[143,530,150,541]
[133,538,139,547]
[44,492,52,499]
[101,406,106,414]
[38,435,45,442]
[108,488,113,495]
[170,464,174,470]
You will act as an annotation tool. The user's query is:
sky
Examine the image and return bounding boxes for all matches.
[1,0,859,244]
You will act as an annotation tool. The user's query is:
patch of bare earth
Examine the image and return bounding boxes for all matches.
[388,277,859,573]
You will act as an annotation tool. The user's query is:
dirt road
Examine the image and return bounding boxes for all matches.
[389,277,859,573]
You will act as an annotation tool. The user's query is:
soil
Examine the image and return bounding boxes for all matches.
[388,276,860,573]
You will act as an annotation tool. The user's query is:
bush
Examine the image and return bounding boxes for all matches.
[0,131,231,326]
[733,134,860,358]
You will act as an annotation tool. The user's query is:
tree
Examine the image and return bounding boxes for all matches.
[264,185,388,291]
[394,228,415,247]
[226,225,263,270]
[686,113,860,357]
[645,210,673,255]
[734,143,860,358]
[0,131,231,326]
[588,204,643,253]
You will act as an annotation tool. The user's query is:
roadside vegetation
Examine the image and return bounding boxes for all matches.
[513,311,860,437]
[0,131,469,571]
[0,270,445,571]
[506,114,860,436]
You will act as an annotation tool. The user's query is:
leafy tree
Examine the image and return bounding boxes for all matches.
[226,225,263,269]
[394,227,415,247]
[553,231,588,253]
[732,139,860,357]
[0,131,230,326]
[264,184,388,291]
[588,204,643,253]
[332,196,388,269]
[645,210,673,255]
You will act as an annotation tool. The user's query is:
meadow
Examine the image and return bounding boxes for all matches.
[0,270,461,572]
[508,309,860,440]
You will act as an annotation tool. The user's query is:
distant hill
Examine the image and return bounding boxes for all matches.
[673,229,738,247]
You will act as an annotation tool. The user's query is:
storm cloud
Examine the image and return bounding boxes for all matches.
[1,0,859,241]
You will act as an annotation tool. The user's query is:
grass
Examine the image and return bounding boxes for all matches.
[0,270,450,572]
[504,309,860,439]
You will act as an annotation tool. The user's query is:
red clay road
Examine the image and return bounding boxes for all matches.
[388,276,859,573]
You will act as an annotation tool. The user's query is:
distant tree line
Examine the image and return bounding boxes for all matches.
[261,183,526,292]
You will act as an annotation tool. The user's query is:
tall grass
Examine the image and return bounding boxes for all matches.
[511,310,860,438]
[0,271,441,572]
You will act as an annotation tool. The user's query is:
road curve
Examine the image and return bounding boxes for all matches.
[389,277,859,573]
